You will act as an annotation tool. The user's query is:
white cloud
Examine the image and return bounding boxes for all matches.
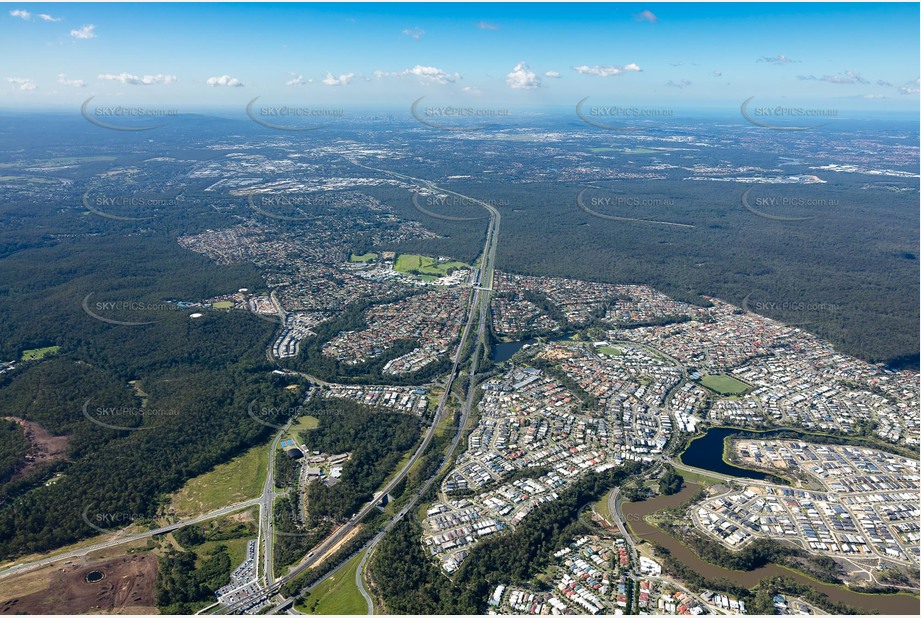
[544,70,561,79]
[572,63,641,77]
[206,75,244,87]
[322,72,354,86]
[797,71,868,85]
[758,54,798,65]
[477,21,499,30]
[507,61,540,89]
[401,27,424,40]
[898,78,920,95]
[845,94,887,100]
[462,86,481,95]
[666,79,692,89]
[9,9,61,21]
[374,65,460,85]
[99,72,177,86]
[57,74,86,87]
[70,24,96,39]
[286,73,310,86]
[635,10,658,23]
[6,77,36,91]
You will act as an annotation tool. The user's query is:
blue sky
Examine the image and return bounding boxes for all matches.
[1,2,918,113]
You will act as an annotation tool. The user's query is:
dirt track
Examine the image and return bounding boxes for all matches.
[0,554,157,615]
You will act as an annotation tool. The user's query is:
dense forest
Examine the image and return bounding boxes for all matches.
[0,223,299,559]
[273,494,332,571]
[0,420,28,484]
[299,398,420,525]
[155,547,231,614]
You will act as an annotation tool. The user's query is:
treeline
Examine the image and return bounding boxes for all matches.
[173,520,253,549]
[658,465,684,495]
[298,398,420,526]
[613,314,692,329]
[0,420,29,484]
[371,463,645,613]
[273,494,332,571]
[155,547,231,614]
[274,450,300,489]
[521,289,570,327]
[657,506,843,583]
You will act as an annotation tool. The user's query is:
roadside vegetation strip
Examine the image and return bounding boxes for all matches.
[296,548,368,614]
[670,466,724,487]
[591,491,615,525]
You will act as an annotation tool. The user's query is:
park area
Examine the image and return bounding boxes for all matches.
[699,374,751,396]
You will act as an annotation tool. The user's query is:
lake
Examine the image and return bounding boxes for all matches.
[679,426,776,480]
[490,338,536,362]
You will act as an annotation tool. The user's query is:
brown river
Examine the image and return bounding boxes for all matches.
[621,483,919,614]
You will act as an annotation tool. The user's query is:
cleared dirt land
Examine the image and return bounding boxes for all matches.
[2,416,69,480]
[0,554,157,615]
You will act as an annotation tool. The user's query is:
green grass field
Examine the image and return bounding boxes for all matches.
[286,415,319,443]
[699,374,751,396]
[597,345,621,356]
[349,252,377,263]
[212,300,234,309]
[592,490,615,524]
[297,549,369,614]
[394,254,467,278]
[21,345,60,361]
[171,442,269,517]
[674,467,724,487]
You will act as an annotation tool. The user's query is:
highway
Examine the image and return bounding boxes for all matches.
[258,420,291,585]
[0,498,261,581]
[218,161,501,614]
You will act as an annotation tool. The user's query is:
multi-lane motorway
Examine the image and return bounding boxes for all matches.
[218,162,501,614]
